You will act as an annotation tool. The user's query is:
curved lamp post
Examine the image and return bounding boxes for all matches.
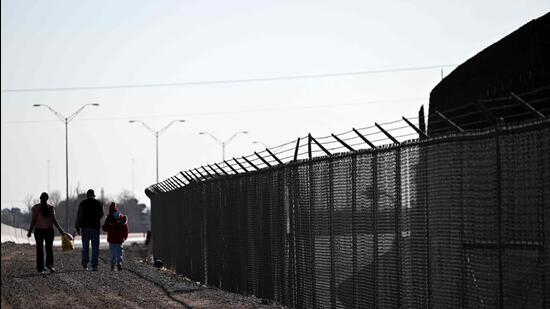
[198,131,248,161]
[252,140,268,148]
[33,103,100,231]
[128,120,185,183]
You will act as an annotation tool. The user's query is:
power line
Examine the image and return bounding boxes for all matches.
[1,64,457,93]
[0,97,427,124]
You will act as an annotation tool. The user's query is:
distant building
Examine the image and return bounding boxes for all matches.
[428,12,550,134]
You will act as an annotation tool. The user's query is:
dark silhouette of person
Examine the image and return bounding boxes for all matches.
[27,192,66,273]
[75,189,103,271]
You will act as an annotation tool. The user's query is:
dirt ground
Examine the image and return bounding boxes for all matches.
[1,242,286,309]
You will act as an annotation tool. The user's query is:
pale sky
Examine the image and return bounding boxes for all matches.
[2,1,549,210]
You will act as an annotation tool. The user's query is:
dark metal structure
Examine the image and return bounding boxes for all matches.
[428,12,550,134]
[149,118,549,308]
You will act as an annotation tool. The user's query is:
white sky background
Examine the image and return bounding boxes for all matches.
[2,1,549,210]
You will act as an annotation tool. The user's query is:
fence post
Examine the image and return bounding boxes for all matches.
[510,92,546,119]
[266,148,284,165]
[195,168,206,180]
[435,111,464,133]
[180,171,193,183]
[308,134,317,308]
[310,135,332,156]
[186,170,200,182]
[538,125,547,307]
[375,122,399,144]
[233,158,249,173]
[329,157,336,308]
[242,156,260,171]
[224,160,239,174]
[495,124,503,309]
[332,133,355,152]
[395,142,402,307]
[201,166,214,178]
[214,162,229,176]
[308,134,312,160]
[255,151,272,168]
[372,147,378,308]
[351,153,358,309]
[403,116,428,139]
[353,128,376,148]
[474,101,504,309]
[424,139,431,309]
[294,137,301,161]
[207,164,221,177]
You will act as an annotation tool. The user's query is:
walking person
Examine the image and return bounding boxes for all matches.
[27,192,66,273]
[75,189,103,271]
[102,202,128,271]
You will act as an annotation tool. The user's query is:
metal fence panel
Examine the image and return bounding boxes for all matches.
[150,120,549,308]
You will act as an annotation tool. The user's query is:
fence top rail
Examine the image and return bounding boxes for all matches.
[146,87,548,194]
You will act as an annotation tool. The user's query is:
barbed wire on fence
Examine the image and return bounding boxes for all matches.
[147,85,550,194]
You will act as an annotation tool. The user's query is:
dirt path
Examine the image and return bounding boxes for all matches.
[1,242,285,309]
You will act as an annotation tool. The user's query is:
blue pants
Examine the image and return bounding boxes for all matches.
[109,243,124,266]
[81,228,100,268]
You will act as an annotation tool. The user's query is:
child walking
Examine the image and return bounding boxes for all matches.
[102,202,128,271]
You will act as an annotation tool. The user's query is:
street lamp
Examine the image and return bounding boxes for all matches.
[129,119,185,183]
[252,141,268,148]
[198,131,248,161]
[33,103,100,231]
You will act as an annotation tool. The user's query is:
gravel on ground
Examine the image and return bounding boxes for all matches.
[1,242,286,309]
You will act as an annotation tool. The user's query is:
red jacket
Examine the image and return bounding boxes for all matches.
[102,212,128,244]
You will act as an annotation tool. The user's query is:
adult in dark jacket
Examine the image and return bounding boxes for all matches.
[75,189,103,271]
[102,202,128,271]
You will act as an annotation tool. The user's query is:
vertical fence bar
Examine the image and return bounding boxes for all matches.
[395,145,403,307]
[308,134,312,160]
[496,125,503,309]
[419,105,426,135]
[288,165,297,307]
[308,142,316,308]
[372,149,378,308]
[539,126,547,307]
[424,139,431,309]
[329,158,336,308]
[459,135,466,308]
[294,137,301,162]
[203,185,208,285]
[351,154,358,309]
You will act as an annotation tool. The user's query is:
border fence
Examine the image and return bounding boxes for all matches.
[148,89,549,308]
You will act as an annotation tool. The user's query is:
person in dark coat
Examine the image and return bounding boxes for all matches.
[75,189,103,271]
[102,202,128,271]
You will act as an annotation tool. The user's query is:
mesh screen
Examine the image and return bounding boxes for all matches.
[150,120,549,308]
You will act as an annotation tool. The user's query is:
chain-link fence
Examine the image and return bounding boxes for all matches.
[150,119,548,308]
